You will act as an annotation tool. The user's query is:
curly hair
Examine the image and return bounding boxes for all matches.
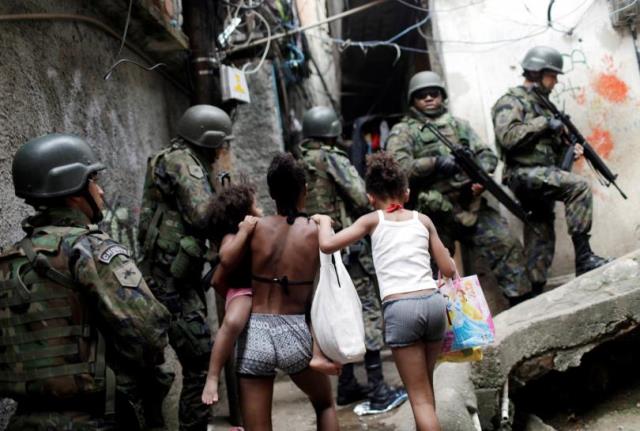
[267,152,306,221]
[365,152,408,200]
[210,180,257,244]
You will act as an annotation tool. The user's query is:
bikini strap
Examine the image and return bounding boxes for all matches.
[413,211,419,220]
[377,210,385,223]
[252,274,314,295]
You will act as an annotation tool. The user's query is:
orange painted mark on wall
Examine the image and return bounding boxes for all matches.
[586,127,614,159]
[593,73,629,103]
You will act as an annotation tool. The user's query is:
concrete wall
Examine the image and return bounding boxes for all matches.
[0,0,188,248]
[228,61,286,215]
[430,0,640,277]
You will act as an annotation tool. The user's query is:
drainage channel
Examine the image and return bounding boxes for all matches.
[508,328,640,430]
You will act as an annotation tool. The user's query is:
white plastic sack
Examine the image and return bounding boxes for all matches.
[311,249,366,364]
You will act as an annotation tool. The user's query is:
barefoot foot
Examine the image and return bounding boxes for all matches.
[201,377,219,405]
[310,356,342,375]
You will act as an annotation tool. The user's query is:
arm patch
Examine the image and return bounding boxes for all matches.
[113,260,142,288]
[99,244,130,264]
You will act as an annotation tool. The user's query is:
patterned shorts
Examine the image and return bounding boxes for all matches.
[236,313,312,377]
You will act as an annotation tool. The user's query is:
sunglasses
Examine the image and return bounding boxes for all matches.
[413,88,441,100]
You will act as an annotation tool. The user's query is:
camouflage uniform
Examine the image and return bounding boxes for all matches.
[300,139,383,351]
[492,85,593,286]
[387,107,531,299]
[0,207,170,430]
[138,138,215,431]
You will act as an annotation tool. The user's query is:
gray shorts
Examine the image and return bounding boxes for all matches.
[383,291,447,348]
[236,313,312,377]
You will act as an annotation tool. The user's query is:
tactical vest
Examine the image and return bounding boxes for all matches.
[500,86,562,168]
[0,226,115,414]
[300,141,351,231]
[139,143,206,279]
[402,113,476,196]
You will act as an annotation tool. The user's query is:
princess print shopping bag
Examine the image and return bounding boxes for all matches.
[439,275,495,354]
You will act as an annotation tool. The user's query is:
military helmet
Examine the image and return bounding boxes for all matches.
[407,71,447,102]
[177,105,233,148]
[302,106,342,139]
[12,133,105,200]
[521,46,564,74]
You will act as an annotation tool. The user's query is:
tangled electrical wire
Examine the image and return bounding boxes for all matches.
[218,0,436,76]
[103,0,168,80]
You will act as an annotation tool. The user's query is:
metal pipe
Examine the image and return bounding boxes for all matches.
[0,13,190,95]
[182,0,221,105]
[500,379,510,424]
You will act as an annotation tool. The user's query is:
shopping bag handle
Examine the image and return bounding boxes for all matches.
[437,268,461,289]
[318,248,343,288]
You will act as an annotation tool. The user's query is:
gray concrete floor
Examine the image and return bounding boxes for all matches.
[208,350,416,431]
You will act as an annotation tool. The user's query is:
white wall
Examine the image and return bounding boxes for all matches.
[431,0,640,277]
[296,0,340,108]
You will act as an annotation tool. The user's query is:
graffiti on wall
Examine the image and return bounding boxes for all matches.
[101,202,141,261]
[552,51,634,174]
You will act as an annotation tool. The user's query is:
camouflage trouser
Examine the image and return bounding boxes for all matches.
[346,265,384,351]
[508,166,593,286]
[145,266,212,431]
[168,309,212,431]
[434,204,532,299]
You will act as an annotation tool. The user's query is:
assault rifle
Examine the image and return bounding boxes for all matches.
[421,123,538,231]
[532,87,628,199]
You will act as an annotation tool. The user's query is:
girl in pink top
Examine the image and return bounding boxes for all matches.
[202,182,262,405]
[313,153,457,431]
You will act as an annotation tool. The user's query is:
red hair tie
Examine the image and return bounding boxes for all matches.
[385,203,403,213]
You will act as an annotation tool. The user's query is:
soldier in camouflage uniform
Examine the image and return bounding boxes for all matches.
[492,46,610,287]
[387,71,533,305]
[138,105,232,431]
[0,134,170,430]
[300,106,406,412]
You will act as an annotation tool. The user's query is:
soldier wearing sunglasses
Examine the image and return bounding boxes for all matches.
[387,71,534,306]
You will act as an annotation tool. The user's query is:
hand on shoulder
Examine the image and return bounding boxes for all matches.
[238,215,259,233]
[311,214,332,226]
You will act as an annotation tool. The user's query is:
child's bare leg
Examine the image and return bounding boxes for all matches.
[391,341,442,431]
[239,375,275,431]
[290,367,339,431]
[202,295,252,404]
[308,326,342,376]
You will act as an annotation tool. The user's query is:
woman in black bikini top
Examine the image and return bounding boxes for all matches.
[233,153,339,431]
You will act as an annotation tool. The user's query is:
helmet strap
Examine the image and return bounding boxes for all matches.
[82,187,103,223]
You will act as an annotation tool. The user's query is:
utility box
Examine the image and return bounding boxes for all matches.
[220,65,251,103]
[609,0,640,28]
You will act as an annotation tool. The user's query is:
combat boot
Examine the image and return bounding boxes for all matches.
[572,233,612,276]
[365,351,407,412]
[337,363,368,406]
[507,292,532,307]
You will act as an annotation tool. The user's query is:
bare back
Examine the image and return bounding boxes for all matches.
[250,215,320,314]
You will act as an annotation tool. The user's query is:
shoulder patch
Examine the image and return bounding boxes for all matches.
[113,260,142,288]
[188,164,204,179]
[99,244,130,264]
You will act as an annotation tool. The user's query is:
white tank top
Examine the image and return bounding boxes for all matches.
[371,210,437,300]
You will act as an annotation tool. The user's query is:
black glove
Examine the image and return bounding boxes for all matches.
[434,155,459,176]
[548,117,564,133]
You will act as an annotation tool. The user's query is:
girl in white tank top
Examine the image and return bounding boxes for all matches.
[312,153,456,431]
